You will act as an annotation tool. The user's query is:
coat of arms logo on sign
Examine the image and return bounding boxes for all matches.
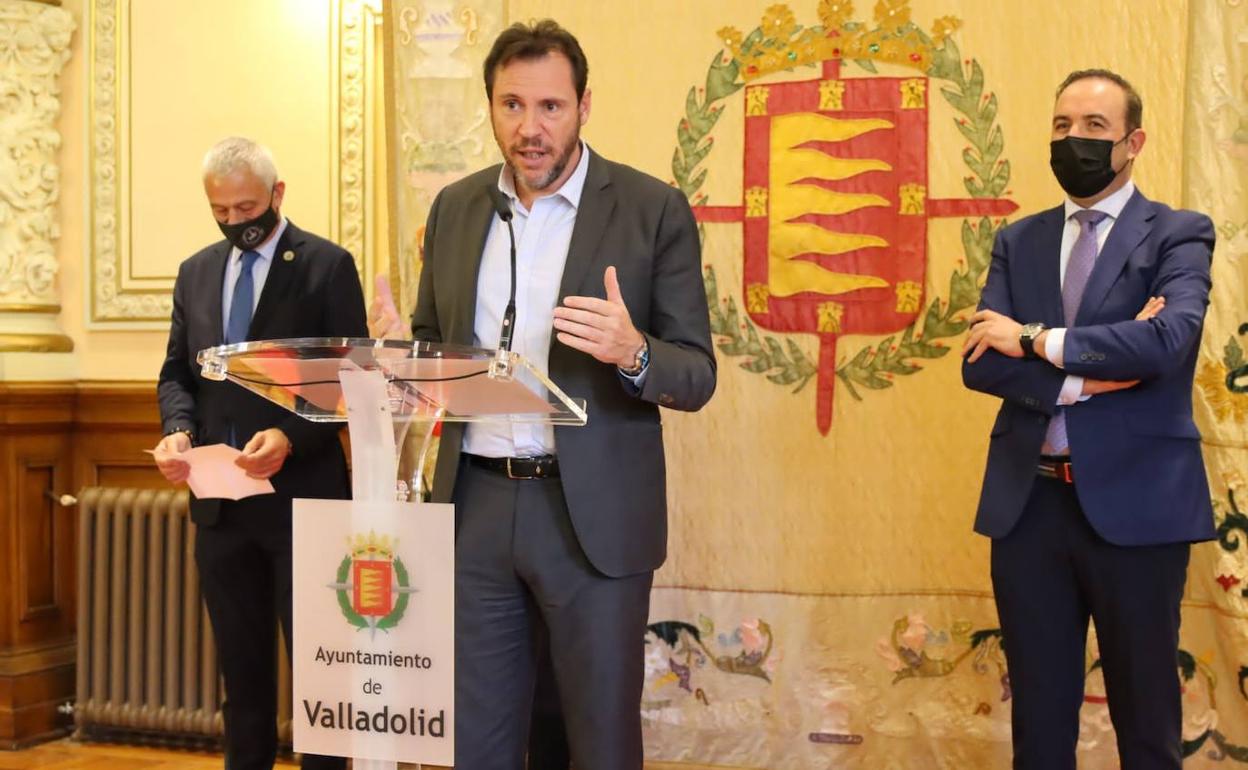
[293,499,454,765]
[328,531,418,639]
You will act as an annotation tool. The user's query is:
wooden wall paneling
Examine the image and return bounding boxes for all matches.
[72,383,164,493]
[0,384,76,747]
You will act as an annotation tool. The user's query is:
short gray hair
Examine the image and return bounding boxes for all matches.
[201,137,278,187]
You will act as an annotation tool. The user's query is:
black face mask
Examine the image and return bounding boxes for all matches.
[217,192,279,250]
[1049,134,1131,199]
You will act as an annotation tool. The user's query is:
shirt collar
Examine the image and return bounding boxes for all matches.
[1063,180,1135,223]
[230,216,288,264]
[496,141,591,211]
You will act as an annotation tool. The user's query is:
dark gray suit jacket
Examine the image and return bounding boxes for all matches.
[412,150,716,577]
[157,222,369,526]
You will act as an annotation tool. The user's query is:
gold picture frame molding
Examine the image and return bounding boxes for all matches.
[87,0,383,325]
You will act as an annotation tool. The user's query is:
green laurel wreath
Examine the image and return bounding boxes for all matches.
[676,22,1008,399]
[334,555,412,631]
[1227,331,1247,393]
[1216,220,1248,396]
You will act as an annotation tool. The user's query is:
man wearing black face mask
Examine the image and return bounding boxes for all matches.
[961,70,1215,769]
[154,136,366,770]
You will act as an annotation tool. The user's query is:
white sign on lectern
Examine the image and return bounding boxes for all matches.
[292,499,454,765]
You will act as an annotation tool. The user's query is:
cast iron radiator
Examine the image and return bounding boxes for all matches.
[73,487,292,749]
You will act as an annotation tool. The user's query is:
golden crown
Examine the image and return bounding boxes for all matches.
[718,1,959,82]
[348,530,396,560]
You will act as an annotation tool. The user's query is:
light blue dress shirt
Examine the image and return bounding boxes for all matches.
[463,146,591,458]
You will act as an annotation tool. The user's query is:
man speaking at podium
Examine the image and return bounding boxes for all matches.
[409,19,716,770]
[154,137,367,770]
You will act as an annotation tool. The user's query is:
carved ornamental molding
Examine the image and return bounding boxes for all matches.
[88,0,380,324]
[0,0,75,313]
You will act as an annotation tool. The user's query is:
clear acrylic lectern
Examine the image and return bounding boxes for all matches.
[196,337,587,769]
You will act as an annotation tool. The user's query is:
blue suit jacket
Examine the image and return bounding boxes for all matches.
[962,189,1215,546]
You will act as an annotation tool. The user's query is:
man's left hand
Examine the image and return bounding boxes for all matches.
[962,309,1024,363]
[553,266,644,367]
[235,428,291,479]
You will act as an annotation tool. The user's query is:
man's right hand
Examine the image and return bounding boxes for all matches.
[1079,295,1165,396]
[368,274,405,340]
[1081,378,1140,395]
[153,432,191,483]
[1135,295,1165,321]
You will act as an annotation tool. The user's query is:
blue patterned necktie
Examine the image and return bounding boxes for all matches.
[1043,209,1109,454]
[225,250,259,448]
[226,250,260,345]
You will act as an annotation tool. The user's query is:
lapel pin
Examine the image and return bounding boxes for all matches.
[282,250,295,262]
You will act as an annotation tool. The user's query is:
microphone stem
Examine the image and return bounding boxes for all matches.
[499,218,518,352]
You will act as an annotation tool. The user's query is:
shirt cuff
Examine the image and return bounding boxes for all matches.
[1043,328,1066,368]
[618,365,649,394]
[1057,375,1086,406]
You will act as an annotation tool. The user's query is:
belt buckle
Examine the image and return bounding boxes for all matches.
[1061,462,1074,484]
[505,457,533,480]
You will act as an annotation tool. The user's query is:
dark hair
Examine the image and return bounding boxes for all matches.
[1055,69,1143,134]
[483,19,588,102]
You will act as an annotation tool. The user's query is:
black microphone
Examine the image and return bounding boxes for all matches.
[486,187,518,376]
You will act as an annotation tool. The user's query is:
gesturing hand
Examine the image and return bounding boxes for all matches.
[552,266,645,367]
[368,274,405,340]
[235,428,291,480]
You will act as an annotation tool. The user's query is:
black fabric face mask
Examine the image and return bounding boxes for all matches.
[217,193,279,250]
[1049,134,1131,199]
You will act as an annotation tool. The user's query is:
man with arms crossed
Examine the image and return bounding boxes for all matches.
[962,70,1215,769]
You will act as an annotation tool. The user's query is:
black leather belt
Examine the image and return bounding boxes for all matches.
[466,454,560,480]
[1037,456,1074,484]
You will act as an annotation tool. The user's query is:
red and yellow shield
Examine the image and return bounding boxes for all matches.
[696,58,1016,433]
[742,70,930,352]
[352,559,395,617]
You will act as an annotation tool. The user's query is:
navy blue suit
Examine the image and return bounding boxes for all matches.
[963,188,1214,768]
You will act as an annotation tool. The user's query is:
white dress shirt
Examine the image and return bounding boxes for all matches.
[463,145,591,458]
[220,217,288,339]
[1042,181,1136,404]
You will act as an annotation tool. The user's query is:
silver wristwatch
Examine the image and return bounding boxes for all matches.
[1018,322,1046,360]
[620,338,650,376]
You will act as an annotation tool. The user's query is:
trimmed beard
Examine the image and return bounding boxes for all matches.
[507,128,581,193]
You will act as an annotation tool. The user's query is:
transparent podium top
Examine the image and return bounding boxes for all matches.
[197,337,588,425]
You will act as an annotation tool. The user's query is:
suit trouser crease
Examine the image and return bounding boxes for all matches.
[990,477,1189,770]
[454,462,652,770]
[195,502,345,770]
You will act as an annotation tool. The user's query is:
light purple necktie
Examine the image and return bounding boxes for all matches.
[1043,209,1108,454]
